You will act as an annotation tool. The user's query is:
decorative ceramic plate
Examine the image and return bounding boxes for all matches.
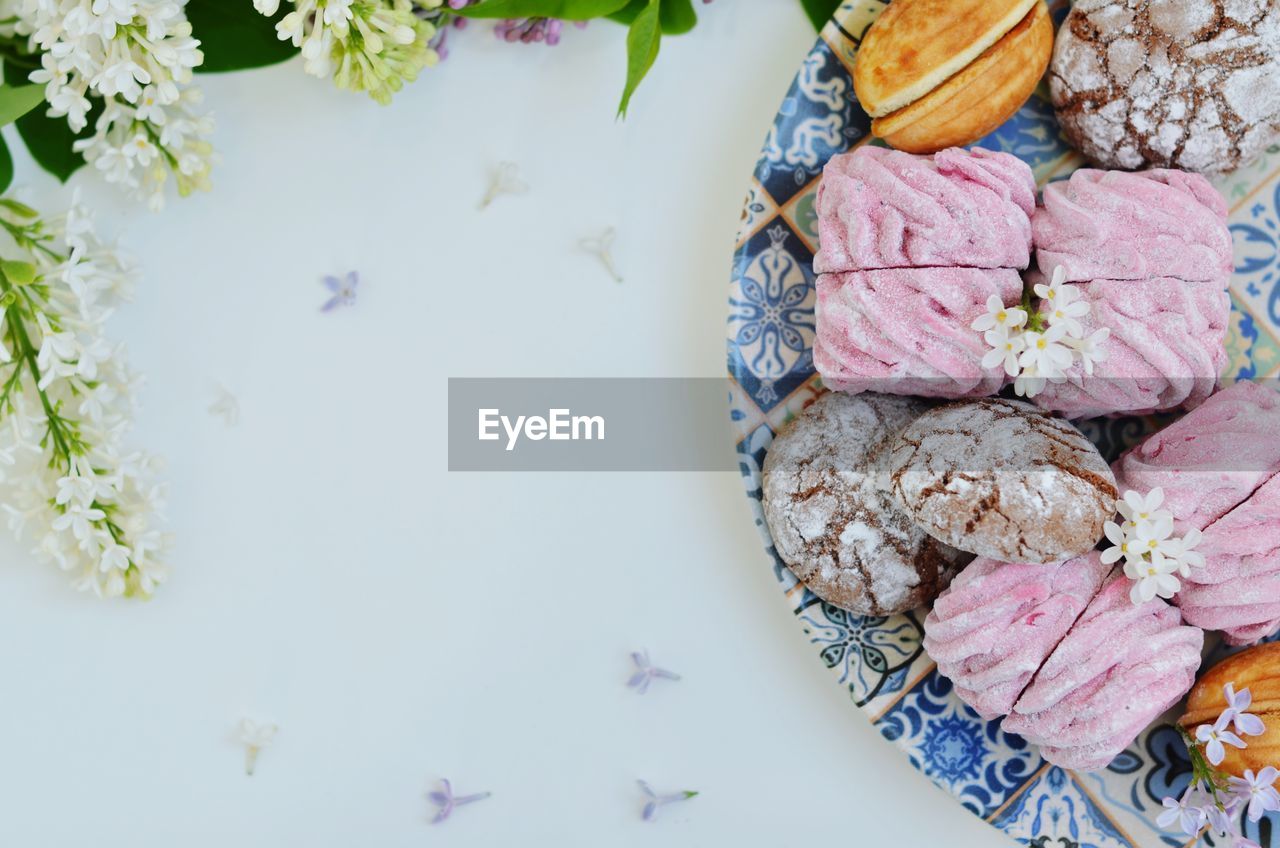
[727,2,1280,845]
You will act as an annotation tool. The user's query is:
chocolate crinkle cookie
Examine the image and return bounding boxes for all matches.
[762,392,970,616]
[1049,0,1280,175]
[888,398,1118,564]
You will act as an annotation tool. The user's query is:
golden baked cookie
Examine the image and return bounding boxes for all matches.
[1181,643,1280,779]
[854,0,1053,153]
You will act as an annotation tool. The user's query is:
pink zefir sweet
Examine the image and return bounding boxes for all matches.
[1113,380,1280,534]
[814,267,1022,398]
[1031,276,1229,419]
[923,553,1112,720]
[1034,168,1232,284]
[1180,471,1280,646]
[814,146,1036,274]
[1003,574,1203,771]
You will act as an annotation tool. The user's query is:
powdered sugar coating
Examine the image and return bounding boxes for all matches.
[814,146,1036,274]
[1034,168,1232,283]
[924,553,1113,720]
[762,392,969,615]
[814,267,1023,399]
[1031,276,1229,419]
[1050,0,1280,175]
[1180,471,1280,645]
[1003,574,1204,771]
[888,398,1117,563]
[1114,380,1280,533]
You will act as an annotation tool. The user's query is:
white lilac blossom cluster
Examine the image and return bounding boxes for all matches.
[1,0,214,210]
[1100,488,1205,605]
[1161,684,1278,847]
[0,192,168,598]
[972,266,1110,398]
[253,0,443,104]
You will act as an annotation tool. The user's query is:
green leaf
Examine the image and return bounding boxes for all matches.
[617,0,661,117]
[0,135,11,194]
[798,0,842,30]
[454,0,633,20]
[1,259,36,285]
[607,0,698,33]
[3,61,95,183]
[187,0,296,73]
[0,84,46,128]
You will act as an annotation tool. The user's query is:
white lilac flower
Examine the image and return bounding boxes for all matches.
[1223,684,1268,738]
[237,718,277,776]
[1117,488,1167,532]
[208,384,239,427]
[1197,715,1247,767]
[579,227,623,283]
[1101,521,1137,565]
[1157,785,1207,837]
[1040,283,1090,337]
[1018,324,1074,380]
[1012,363,1046,398]
[1069,327,1110,375]
[0,193,169,598]
[1165,527,1205,578]
[1230,768,1280,823]
[262,0,441,104]
[627,650,680,695]
[981,325,1027,377]
[480,161,529,210]
[1123,556,1181,604]
[428,778,491,824]
[5,0,214,209]
[970,294,1028,333]
[637,780,698,822]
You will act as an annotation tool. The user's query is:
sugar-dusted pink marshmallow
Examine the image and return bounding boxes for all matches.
[814,267,1022,398]
[1114,381,1280,534]
[814,146,1036,274]
[1003,574,1203,771]
[1180,472,1280,645]
[1031,277,1229,419]
[1034,169,1232,284]
[924,554,1112,720]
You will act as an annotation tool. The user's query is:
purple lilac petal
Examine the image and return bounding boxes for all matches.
[642,801,657,821]
[428,791,450,805]
[323,275,342,292]
[627,671,650,689]
[1237,712,1267,736]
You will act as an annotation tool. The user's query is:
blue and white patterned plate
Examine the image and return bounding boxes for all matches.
[727,2,1280,846]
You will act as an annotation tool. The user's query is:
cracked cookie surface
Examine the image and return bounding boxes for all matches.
[761,392,969,615]
[1049,0,1280,175]
[888,398,1117,563]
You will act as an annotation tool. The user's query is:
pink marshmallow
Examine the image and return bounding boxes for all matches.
[1034,169,1232,284]
[1031,277,1229,419]
[924,554,1113,720]
[1181,471,1280,645]
[1114,381,1280,534]
[1003,574,1203,771]
[814,146,1036,274]
[814,267,1022,399]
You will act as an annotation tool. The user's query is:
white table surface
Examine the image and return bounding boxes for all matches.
[0,3,1002,845]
